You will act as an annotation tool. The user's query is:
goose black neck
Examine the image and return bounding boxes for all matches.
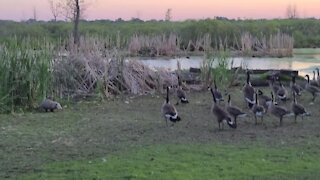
[271,92,274,103]
[166,86,169,103]
[278,78,282,86]
[317,68,320,76]
[210,88,217,103]
[305,75,310,83]
[255,92,258,104]
[214,78,217,89]
[292,76,296,83]
[228,94,231,104]
[293,92,296,103]
[313,71,315,78]
[178,75,181,86]
[246,72,250,84]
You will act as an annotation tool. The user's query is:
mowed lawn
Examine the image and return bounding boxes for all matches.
[1,87,320,179]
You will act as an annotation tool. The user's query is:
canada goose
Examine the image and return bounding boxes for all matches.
[226,94,247,126]
[210,88,236,130]
[290,75,302,97]
[210,78,224,103]
[252,91,265,125]
[316,68,320,83]
[175,75,189,105]
[291,92,310,123]
[276,78,288,102]
[39,99,63,112]
[161,86,181,126]
[257,89,272,111]
[268,92,292,126]
[310,71,319,87]
[269,76,280,105]
[243,71,255,109]
[304,74,320,103]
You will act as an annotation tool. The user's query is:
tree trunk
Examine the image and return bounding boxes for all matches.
[73,0,80,45]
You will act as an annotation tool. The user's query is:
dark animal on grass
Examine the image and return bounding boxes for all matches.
[161,86,181,126]
[226,94,246,126]
[39,99,63,112]
[269,76,280,105]
[257,89,272,111]
[243,71,255,109]
[268,92,293,126]
[209,87,236,130]
[291,92,310,123]
[276,78,288,102]
[290,75,303,97]
[175,75,189,105]
[252,91,265,125]
[209,78,224,104]
[305,74,320,103]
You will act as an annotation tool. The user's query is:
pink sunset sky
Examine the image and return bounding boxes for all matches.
[0,0,319,21]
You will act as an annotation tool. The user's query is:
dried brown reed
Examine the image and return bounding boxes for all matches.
[53,36,180,98]
[240,31,293,57]
[128,33,180,56]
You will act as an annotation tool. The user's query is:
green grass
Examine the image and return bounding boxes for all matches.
[293,48,320,54]
[19,144,320,179]
[1,89,320,179]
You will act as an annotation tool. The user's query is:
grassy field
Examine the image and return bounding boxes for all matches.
[1,87,320,179]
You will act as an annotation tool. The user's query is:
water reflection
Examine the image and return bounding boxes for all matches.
[127,50,320,77]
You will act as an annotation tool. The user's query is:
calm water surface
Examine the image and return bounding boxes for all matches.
[126,49,320,76]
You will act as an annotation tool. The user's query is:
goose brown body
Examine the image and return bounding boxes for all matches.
[226,94,246,126]
[291,92,310,122]
[268,92,292,126]
[161,86,181,126]
[305,74,320,102]
[252,92,265,125]
[210,88,236,130]
[243,71,255,109]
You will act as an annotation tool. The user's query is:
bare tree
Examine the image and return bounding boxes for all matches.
[33,7,37,21]
[59,0,85,44]
[48,0,60,21]
[165,8,172,21]
[286,4,299,19]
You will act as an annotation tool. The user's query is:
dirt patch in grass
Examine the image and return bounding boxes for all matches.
[1,87,320,178]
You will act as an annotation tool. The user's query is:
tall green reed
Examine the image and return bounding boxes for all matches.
[0,37,53,113]
[201,50,232,89]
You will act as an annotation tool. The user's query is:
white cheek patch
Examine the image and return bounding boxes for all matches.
[165,114,171,119]
[165,113,178,119]
[278,94,286,99]
[238,114,247,118]
[227,120,234,125]
[181,97,187,101]
[56,103,63,109]
[172,113,178,119]
[256,112,263,116]
[245,98,255,104]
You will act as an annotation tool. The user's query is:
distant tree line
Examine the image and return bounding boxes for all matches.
[0,18,320,48]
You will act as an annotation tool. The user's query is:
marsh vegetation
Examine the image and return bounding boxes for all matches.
[1,17,320,178]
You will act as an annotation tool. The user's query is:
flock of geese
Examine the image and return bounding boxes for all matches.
[161,68,320,130]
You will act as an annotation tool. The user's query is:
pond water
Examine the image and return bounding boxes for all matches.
[126,49,320,77]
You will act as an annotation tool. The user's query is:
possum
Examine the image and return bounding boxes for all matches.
[39,99,62,112]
